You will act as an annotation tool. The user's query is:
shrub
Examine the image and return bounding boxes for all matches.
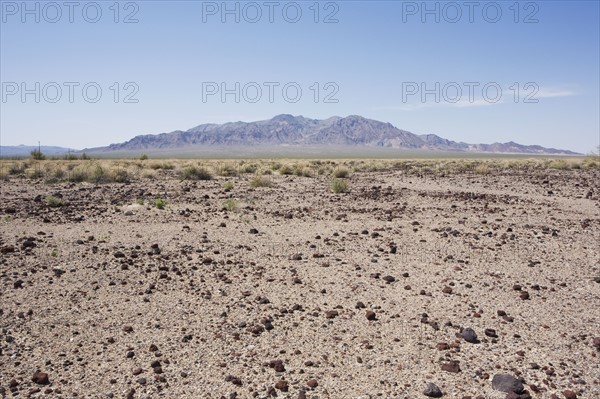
[279,165,294,175]
[474,164,491,175]
[179,166,212,180]
[31,149,45,160]
[222,199,238,211]
[153,198,167,209]
[217,163,238,177]
[111,168,129,183]
[250,175,272,188]
[139,154,149,160]
[223,181,234,191]
[91,165,105,183]
[45,195,63,208]
[330,178,349,193]
[581,155,599,169]
[333,167,350,178]
[240,163,257,174]
[149,162,174,170]
[8,162,25,175]
[548,159,569,170]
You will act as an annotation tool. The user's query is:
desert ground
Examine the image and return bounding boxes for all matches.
[1,158,599,399]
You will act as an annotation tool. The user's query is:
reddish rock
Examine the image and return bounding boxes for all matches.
[307,379,318,388]
[31,372,49,385]
[275,380,289,391]
[441,360,461,373]
[366,310,376,320]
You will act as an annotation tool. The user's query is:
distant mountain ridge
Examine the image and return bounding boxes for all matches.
[75,114,579,155]
[0,145,77,157]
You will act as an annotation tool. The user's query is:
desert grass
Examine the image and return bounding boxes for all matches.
[0,157,596,187]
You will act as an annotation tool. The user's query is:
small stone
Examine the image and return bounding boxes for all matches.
[423,382,443,397]
[436,342,450,350]
[442,286,453,294]
[365,310,376,321]
[484,328,498,338]
[132,368,143,376]
[461,328,478,343]
[441,360,461,373]
[492,374,524,394]
[519,291,530,300]
[32,371,49,385]
[325,310,339,319]
[562,390,577,399]
[275,380,289,391]
[307,379,318,388]
[249,228,259,234]
[383,275,395,283]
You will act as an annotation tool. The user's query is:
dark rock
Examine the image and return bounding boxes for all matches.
[325,310,339,319]
[562,390,577,399]
[492,374,524,394]
[365,310,376,321]
[423,382,443,397]
[461,327,478,343]
[32,371,49,385]
[484,328,498,338]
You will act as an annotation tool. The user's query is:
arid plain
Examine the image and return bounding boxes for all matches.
[1,158,599,399]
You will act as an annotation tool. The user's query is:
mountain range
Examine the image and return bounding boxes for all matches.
[86,115,578,155]
[1,115,580,157]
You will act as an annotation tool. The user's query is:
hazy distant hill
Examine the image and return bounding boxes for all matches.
[85,115,579,155]
[0,145,77,157]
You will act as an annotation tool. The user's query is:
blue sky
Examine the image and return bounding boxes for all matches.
[1,0,598,153]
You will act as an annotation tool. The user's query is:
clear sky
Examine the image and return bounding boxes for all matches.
[1,0,599,153]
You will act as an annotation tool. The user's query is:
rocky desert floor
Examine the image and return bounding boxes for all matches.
[1,160,599,399]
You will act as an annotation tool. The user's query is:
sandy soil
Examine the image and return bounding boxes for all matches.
[1,165,599,399]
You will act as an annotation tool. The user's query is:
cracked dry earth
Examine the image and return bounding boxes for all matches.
[1,167,599,399]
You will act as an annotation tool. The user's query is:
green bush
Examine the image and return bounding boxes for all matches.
[153,198,167,209]
[330,178,349,193]
[222,199,238,211]
[45,195,63,208]
[31,149,45,160]
[223,181,234,191]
